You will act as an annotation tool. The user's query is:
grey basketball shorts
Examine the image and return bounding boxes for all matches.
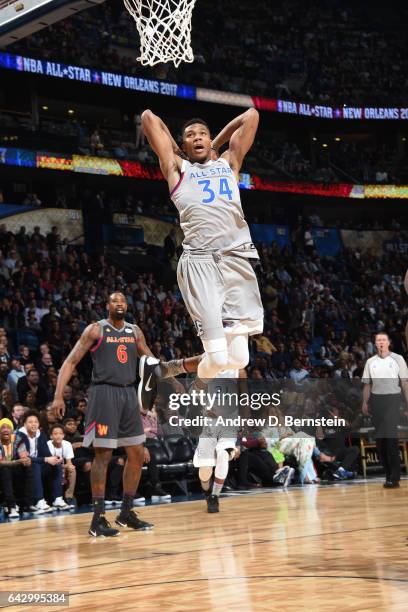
[177,250,264,342]
[193,424,238,467]
[83,384,145,449]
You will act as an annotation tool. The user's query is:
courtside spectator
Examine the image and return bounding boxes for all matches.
[0,418,33,517]
[47,424,76,509]
[19,410,68,513]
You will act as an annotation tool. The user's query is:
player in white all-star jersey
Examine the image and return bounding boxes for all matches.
[141,109,264,380]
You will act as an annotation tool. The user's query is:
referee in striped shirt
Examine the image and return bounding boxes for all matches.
[362,332,408,488]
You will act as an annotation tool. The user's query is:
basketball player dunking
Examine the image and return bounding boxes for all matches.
[141,109,264,381]
[52,292,200,537]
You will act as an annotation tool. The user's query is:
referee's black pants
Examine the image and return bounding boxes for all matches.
[369,393,401,482]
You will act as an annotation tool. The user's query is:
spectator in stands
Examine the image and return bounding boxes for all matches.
[77,397,88,417]
[18,346,32,367]
[61,385,76,417]
[253,334,277,359]
[5,249,20,271]
[63,416,83,449]
[19,410,68,513]
[142,405,163,439]
[0,389,13,418]
[0,345,10,367]
[17,369,47,409]
[289,359,309,384]
[25,390,39,410]
[37,352,54,377]
[10,403,25,429]
[7,357,26,402]
[40,403,58,437]
[68,408,85,436]
[0,417,33,517]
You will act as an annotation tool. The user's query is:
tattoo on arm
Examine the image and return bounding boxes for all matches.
[156,359,186,378]
[132,325,155,359]
[66,324,99,365]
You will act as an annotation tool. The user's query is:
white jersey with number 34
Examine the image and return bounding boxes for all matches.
[170,157,256,254]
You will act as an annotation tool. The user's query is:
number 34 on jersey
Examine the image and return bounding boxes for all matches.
[198,178,233,204]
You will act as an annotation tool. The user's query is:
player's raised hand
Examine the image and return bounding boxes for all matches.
[52,397,66,420]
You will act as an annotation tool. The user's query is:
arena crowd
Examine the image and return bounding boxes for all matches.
[0,216,406,516]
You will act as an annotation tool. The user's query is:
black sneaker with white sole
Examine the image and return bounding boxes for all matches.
[115,509,154,530]
[138,355,160,411]
[88,515,120,537]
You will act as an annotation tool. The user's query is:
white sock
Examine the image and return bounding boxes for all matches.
[212,482,223,496]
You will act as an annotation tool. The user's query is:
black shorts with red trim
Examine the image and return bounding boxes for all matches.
[83,384,145,449]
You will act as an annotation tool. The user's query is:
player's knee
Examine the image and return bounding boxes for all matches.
[227,345,249,370]
[227,354,249,370]
[199,467,213,483]
[94,451,112,467]
[214,449,229,480]
[126,444,144,465]
[209,351,229,370]
[197,350,229,378]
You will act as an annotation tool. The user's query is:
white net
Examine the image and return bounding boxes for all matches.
[123,0,197,68]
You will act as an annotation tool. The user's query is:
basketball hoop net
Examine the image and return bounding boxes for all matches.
[123,0,197,67]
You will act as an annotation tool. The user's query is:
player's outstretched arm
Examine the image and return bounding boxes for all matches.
[52,323,100,418]
[134,323,202,374]
[141,109,182,191]
[211,108,259,177]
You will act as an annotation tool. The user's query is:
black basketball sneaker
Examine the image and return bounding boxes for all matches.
[138,355,160,411]
[206,495,220,514]
[115,509,154,530]
[88,514,120,537]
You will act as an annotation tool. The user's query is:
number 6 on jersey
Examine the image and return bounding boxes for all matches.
[116,344,128,363]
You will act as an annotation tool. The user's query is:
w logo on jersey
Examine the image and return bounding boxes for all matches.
[97,424,109,436]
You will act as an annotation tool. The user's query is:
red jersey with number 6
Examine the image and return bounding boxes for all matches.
[90,319,137,385]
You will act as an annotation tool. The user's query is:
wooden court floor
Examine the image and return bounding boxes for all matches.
[0,480,407,612]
